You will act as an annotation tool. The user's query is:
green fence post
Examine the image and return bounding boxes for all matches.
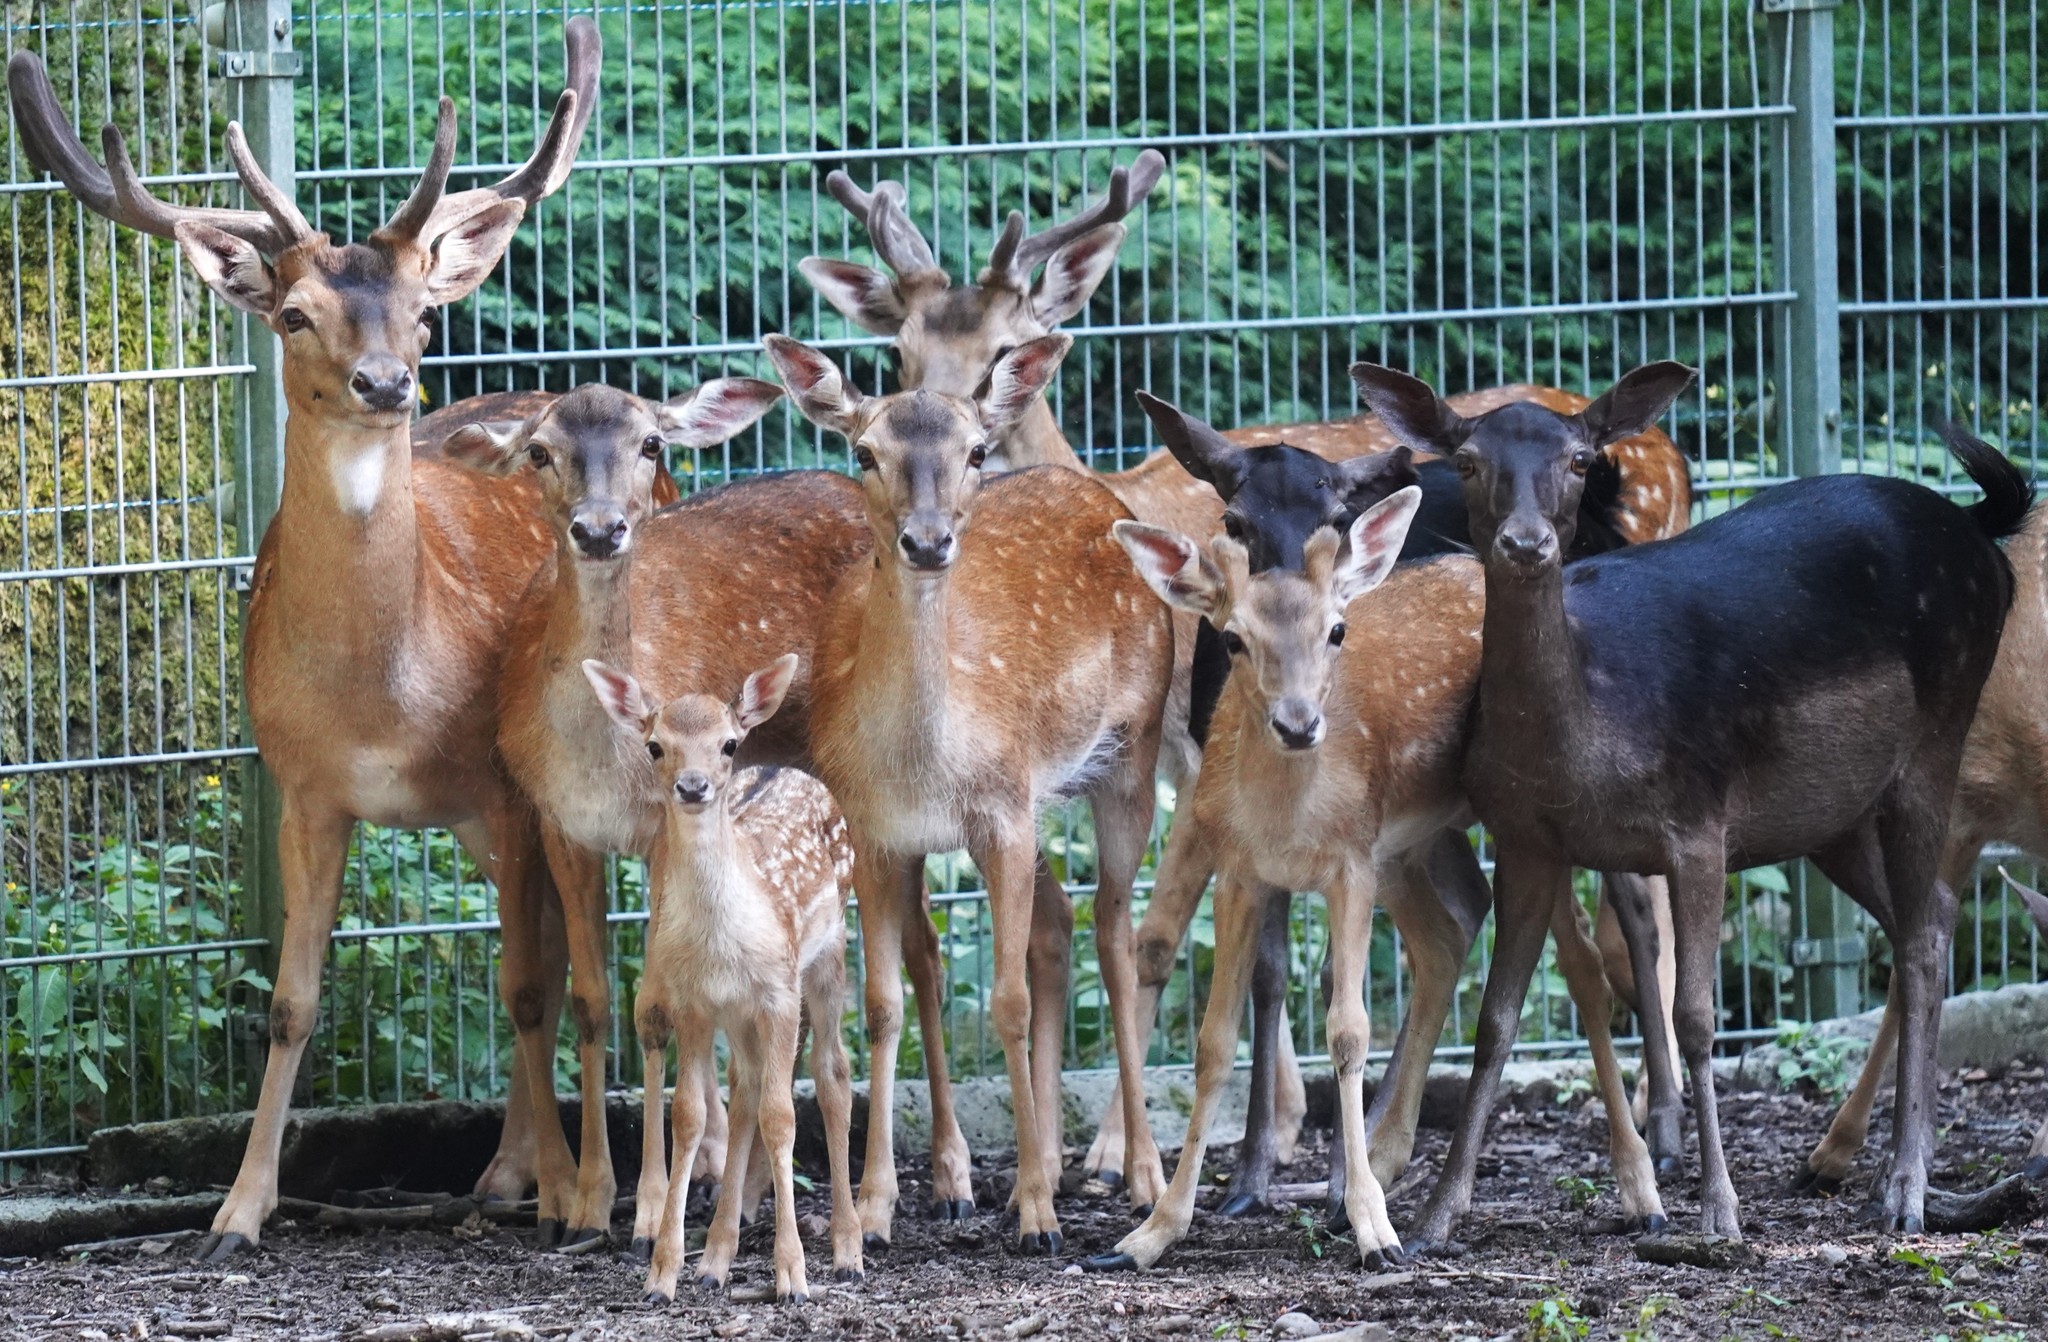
[217,0,300,1094]
[1765,0,1863,1024]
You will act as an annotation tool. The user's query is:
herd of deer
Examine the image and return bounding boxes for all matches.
[12,17,2048,1304]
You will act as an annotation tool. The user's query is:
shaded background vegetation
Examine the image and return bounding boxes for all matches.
[0,0,2040,1164]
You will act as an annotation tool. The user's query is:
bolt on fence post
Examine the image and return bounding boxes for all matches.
[218,0,298,1100]
[1766,0,1863,1025]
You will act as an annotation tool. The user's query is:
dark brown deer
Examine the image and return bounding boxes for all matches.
[8,23,602,1257]
[1352,364,2027,1246]
[764,331,1175,1253]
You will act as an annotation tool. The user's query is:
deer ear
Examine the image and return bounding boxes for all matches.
[1115,520,1227,618]
[1137,390,1246,498]
[735,653,800,733]
[1031,223,1125,326]
[1332,485,1422,604]
[1332,445,1418,511]
[1578,361,1696,448]
[174,221,276,317]
[762,334,864,437]
[439,421,530,475]
[582,659,657,736]
[798,257,909,336]
[659,378,783,448]
[1349,363,1473,456]
[978,333,1072,432]
[425,198,528,303]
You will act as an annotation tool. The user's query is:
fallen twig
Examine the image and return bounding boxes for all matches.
[59,1227,202,1257]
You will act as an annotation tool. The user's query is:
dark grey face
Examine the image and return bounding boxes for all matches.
[1453,403,1601,573]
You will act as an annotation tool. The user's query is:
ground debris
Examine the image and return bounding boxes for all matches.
[1633,1234,1763,1270]
[353,1314,537,1342]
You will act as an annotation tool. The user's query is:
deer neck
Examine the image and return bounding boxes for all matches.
[266,405,421,647]
[857,553,962,758]
[657,802,739,914]
[1476,560,1591,763]
[546,540,636,669]
[993,397,1087,473]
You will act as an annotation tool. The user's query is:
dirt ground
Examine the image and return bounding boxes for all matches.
[4,1069,2044,1342]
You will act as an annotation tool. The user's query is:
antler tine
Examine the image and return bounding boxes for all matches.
[820,167,939,280]
[9,50,291,250]
[225,121,314,243]
[823,169,876,222]
[993,147,1168,286]
[415,16,600,241]
[375,97,458,243]
[982,210,1026,283]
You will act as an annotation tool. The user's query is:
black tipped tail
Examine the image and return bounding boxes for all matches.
[1939,421,2032,541]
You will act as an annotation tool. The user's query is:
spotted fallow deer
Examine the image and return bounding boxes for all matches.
[582,656,862,1305]
[806,157,1694,1202]
[1088,489,1665,1271]
[440,380,814,1249]
[7,23,602,1257]
[763,331,1175,1253]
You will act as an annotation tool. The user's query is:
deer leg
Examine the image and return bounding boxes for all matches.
[753,999,808,1304]
[1274,1007,1306,1167]
[978,825,1062,1253]
[1086,811,1216,1187]
[1408,843,1565,1256]
[538,827,617,1247]
[1793,979,1898,1195]
[852,844,915,1248]
[699,1023,762,1290]
[1601,872,1684,1173]
[1873,789,1955,1234]
[1091,764,1170,1215]
[1360,845,1477,1195]
[898,864,974,1220]
[805,947,865,1281]
[1087,877,1265,1271]
[630,989,673,1259]
[1549,886,1668,1232]
[1219,895,1288,1219]
[644,1018,712,1304]
[1328,863,1404,1267]
[1668,831,1741,1239]
[2026,1112,2048,1180]
[451,821,539,1207]
[1026,858,1075,1199]
[194,801,353,1262]
[490,813,579,1247]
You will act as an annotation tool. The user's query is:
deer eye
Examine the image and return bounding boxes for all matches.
[528,444,552,469]
[1454,453,1477,479]
[1570,448,1596,476]
[642,433,665,460]
[280,307,309,334]
[1328,621,1347,648]
[967,443,988,469]
[721,738,738,757]
[1221,630,1246,656]
[645,740,663,760]
[1222,514,1245,540]
[854,445,877,472]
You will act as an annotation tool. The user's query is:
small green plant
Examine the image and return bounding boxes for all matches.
[1619,1294,1674,1342]
[1552,1072,1596,1108]
[1291,1205,1338,1261]
[1892,1245,1956,1290]
[1933,1296,2026,1342]
[1525,1291,1590,1342]
[1771,1022,1864,1099]
[1553,1173,1602,1210]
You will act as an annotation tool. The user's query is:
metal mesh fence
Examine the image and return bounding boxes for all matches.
[0,0,2041,1167]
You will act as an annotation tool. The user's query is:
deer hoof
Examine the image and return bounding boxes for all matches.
[1081,1252,1139,1273]
[192,1232,254,1264]
[629,1237,654,1264]
[862,1232,891,1254]
[832,1268,865,1284]
[1091,1169,1124,1191]
[535,1218,565,1248]
[642,1291,673,1307]
[1789,1165,1841,1197]
[1217,1192,1265,1219]
[1016,1230,1062,1256]
[932,1198,976,1222]
[1359,1243,1405,1272]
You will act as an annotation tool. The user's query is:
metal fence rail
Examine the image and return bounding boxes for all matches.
[0,0,2041,1168]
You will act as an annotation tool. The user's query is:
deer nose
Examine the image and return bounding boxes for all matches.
[898,519,956,571]
[1270,699,1325,751]
[1495,525,1557,568]
[569,506,630,559]
[674,772,714,807]
[350,359,415,413]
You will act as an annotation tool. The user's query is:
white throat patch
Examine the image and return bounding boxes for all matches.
[330,441,391,517]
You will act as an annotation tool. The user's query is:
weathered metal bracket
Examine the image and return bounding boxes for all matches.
[1757,0,1841,12]
[1788,936,1866,968]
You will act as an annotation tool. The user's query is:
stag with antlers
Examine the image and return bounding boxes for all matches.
[8,21,601,1259]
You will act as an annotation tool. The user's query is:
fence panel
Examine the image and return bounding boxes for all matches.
[0,0,2041,1169]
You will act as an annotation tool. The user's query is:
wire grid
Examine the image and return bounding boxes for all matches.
[0,0,2041,1168]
